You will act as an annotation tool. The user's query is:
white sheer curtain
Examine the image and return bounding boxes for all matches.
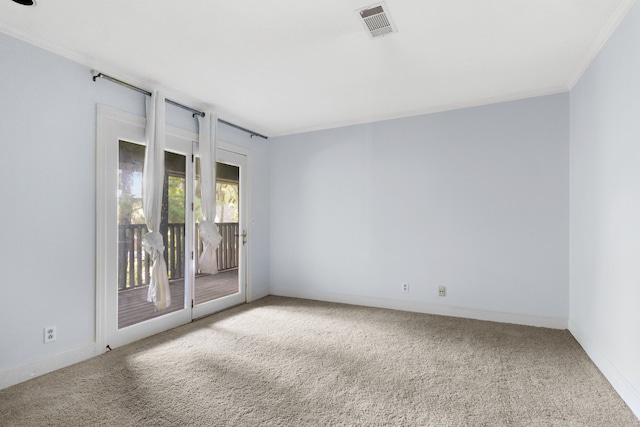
[142,90,171,310]
[197,112,222,274]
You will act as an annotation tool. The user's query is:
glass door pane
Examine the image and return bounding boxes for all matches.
[194,158,240,305]
[117,141,187,328]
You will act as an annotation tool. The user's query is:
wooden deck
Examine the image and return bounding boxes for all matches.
[118,269,239,329]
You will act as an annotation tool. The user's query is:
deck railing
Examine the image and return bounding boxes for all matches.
[118,222,239,290]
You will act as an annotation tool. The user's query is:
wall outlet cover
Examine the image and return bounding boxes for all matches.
[44,326,56,343]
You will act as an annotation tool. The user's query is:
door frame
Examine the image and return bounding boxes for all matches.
[96,105,251,354]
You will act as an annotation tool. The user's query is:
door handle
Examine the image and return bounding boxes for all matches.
[235,230,247,246]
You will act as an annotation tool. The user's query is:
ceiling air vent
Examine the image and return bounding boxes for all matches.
[357,2,397,38]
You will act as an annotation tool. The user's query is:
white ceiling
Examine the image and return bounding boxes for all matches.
[0,0,634,137]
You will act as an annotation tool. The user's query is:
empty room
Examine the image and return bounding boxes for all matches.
[1,0,639,425]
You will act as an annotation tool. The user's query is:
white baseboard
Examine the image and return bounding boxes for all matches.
[269,286,568,329]
[0,342,97,390]
[569,319,640,419]
[248,287,270,303]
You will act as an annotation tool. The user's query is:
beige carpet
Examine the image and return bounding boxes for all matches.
[1,296,638,426]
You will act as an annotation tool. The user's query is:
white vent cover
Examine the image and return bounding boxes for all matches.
[357,2,397,38]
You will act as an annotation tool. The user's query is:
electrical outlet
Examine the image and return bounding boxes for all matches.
[44,326,56,343]
[402,283,409,292]
[438,286,446,297]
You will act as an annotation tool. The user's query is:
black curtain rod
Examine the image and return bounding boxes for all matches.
[92,72,268,140]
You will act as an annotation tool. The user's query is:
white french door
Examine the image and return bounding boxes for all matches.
[192,147,247,319]
[97,106,247,351]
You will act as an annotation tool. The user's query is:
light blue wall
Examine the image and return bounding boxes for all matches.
[270,93,570,324]
[0,31,270,374]
[570,1,640,417]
